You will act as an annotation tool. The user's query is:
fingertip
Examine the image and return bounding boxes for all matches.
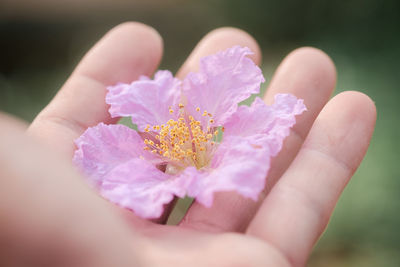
[323,91,377,136]
[265,46,336,112]
[177,27,261,78]
[330,91,377,152]
[107,21,164,62]
[110,21,163,41]
[76,21,164,84]
[308,90,376,171]
[333,91,377,123]
[204,27,262,64]
[286,47,337,88]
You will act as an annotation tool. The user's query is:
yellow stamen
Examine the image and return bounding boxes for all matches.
[143,106,220,169]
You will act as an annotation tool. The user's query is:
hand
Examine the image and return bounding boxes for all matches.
[0,22,376,266]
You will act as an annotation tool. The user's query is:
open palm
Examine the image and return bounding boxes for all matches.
[0,23,375,267]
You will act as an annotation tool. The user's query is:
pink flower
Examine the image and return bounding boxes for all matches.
[73,46,306,219]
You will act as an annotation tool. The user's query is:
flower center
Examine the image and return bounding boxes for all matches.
[143,105,220,170]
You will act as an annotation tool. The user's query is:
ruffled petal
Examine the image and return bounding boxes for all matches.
[224,94,306,156]
[106,70,181,131]
[101,158,195,219]
[73,123,157,186]
[187,135,271,207]
[183,46,265,126]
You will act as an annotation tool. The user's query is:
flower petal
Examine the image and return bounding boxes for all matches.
[183,46,265,126]
[187,135,271,207]
[224,94,306,156]
[73,123,157,186]
[106,70,181,131]
[101,158,195,219]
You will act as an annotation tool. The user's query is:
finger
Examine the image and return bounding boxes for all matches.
[28,22,163,156]
[0,114,142,267]
[263,47,336,189]
[180,47,336,233]
[174,28,262,231]
[247,91,376,266]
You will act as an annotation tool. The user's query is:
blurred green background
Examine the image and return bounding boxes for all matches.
[1,0,399,265]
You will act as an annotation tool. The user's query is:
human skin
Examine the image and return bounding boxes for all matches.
[0,22,376,266]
